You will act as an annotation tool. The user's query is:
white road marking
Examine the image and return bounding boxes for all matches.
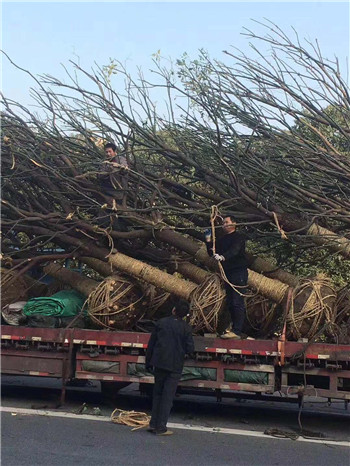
[1,406,349,447]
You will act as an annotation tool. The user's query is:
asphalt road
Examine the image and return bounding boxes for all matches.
[1,376,349,466]
[2,411,349,466]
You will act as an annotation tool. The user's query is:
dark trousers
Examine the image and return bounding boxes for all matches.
[150,368,181,433]
[224,268,248,334]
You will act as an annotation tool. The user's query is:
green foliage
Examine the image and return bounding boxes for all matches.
[294,105,350,155]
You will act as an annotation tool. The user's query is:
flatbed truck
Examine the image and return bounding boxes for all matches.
[2,324,349,407]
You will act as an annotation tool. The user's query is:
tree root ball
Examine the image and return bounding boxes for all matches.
[189,275,226,334]
[287,275,337,341]
[245,295,282,337]
[87,276,145,330]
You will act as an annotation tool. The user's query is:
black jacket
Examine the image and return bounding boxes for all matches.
[206,231,248,272]
[145,315,195,374]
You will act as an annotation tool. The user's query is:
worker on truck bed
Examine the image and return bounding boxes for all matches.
[205,214,250,340]
[145,300,194,436]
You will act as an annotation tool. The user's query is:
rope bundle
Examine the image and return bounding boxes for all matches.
[287,275,337,340]
[246,294,280,334]
[142,284,171,319]
[110,408,150,431]
[190,274,226,333]
[86,276,144,330]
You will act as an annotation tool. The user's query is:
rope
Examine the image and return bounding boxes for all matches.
[143,284,171,319]
[245,294,279,333]
[287,274,337,340]
[189,274,226,333]
[86,276,145,329]
[272,212,288,240]
[110,408,150,431]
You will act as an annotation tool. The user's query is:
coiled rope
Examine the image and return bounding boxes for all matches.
[87,276,144,329]
[287,274,337,340]
[189,274,226,333]
[110,408,150,431]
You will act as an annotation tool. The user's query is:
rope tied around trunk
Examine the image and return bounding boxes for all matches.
[189,274,226,333]
[111,408,150,431]
[287,274,337,340]
[86,276,145,329]
[142,284,171,319]
[245,294,280,333]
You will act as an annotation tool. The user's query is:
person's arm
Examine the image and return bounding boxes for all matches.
[221,235,245,262]
[204,229,214,257]
[185,325,195,355]
[145,326,158,369]
[111,155,129,169]
[205,241,214,257]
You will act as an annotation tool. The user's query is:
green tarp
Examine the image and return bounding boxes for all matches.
[127,363,217,381]
[82,361,120,374]
[224,369,269,385]
[22,290,86,318]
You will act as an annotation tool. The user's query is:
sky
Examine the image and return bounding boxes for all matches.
[1,1,349,111]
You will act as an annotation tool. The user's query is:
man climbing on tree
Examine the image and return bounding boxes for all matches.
[101,142,129,195]
[104,142,129,169]
[97,142,130,230]
[205,214,250,340]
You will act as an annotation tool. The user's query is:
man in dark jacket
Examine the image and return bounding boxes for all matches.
[101,142,129,195]
[205,215,248,339]
[97,142,129,230]
[145,300,194,436]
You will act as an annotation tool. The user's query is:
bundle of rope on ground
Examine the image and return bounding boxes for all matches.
[110,408,150,431]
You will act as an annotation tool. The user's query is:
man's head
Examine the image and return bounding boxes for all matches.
[104,142,117,159]
[222,214,236,234]
[172,299,190,319]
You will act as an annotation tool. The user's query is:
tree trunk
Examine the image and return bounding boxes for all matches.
[155,229,291,302]
[108,252,197,299]
[43,263,98,296]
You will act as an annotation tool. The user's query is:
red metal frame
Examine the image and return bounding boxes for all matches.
[2,325,350,401]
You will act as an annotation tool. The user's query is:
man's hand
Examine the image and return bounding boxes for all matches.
[204,228,212,242]
[213,253,225,262]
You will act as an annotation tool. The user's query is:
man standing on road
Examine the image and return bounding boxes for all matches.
[145,300,194,436]
[205,215,249,340]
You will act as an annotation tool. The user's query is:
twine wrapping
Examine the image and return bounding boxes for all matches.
[87,276,145,330]
[287,275,337,340]
[189,274,226,333]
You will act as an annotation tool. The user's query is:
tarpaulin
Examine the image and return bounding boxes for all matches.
[22,290,85,318]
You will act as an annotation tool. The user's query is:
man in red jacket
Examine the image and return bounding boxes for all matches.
[145,300,194,436]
